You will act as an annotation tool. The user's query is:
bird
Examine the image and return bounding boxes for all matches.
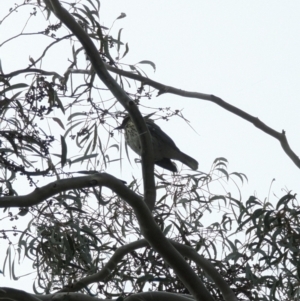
[115,115,198,172]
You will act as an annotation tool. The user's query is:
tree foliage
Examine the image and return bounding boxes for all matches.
[0,1,299,301]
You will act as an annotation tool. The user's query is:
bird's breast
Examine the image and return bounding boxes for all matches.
[124,123,164,161]
[125,127,142,155]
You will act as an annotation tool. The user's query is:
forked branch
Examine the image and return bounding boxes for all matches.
[47,0,156,210]
[0,173,215,301]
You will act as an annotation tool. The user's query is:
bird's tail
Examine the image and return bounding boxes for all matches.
[178,152,198,170]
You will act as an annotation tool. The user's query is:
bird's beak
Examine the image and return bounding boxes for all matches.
[114,124,124,130]
[114,115,129,130]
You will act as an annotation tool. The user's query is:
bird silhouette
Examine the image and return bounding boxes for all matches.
[115,116,198,172]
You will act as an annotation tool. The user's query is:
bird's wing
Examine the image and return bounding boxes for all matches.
[146,121,179,149]
[155,158,177,172]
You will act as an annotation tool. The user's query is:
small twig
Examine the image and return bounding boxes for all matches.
[0,68,64,81]
[0,32,43,48]
[30,34,74,68]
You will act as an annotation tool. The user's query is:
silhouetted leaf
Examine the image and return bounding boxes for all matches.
[52,117,65,130]
[121,43,129,59]
[71,153,98,164]
[137,60,156,71]
[60,135,67,167]
[117,12,126,20]
[163,224,172,236]
[0,83,28,95]
[18,209,29,216]
[117,28,123,51]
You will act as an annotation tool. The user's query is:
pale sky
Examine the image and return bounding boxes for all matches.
[1,0,300,291]
[99,1,300,195]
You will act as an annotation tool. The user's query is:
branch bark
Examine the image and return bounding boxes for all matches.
[104,64,300,170]
[59,240,147,292]
[60,239,237,301]
[47,0,156,210]
[5,61,297,172]
[125,292,194,301]
[0,288,101,301]
[0,174,215,301]
[0,287,42,301]
[0,288,194,301]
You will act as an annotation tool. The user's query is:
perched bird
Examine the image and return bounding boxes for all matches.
[115,116,198,172]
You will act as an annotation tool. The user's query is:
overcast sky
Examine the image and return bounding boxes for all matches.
[1,0,300,290]
[99,1,300,196]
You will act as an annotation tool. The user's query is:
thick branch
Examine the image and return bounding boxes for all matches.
[48,0,156,210]
[0,287,42,301]
[105,64,300,169]
[61,239,236,301]
[59,240,147,292]
[0,288,192,301]
[0,173,123,208]
[0,174,215,301]
[0,289,100,301]
[171,241,238,301]
[125,292,194,301]
[51,292,100,301]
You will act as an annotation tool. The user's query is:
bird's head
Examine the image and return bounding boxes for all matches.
[115,113,157,130]
[114,116,131,130]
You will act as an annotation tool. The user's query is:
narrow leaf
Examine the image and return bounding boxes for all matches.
[121,43,129,59]
[53,91,65,114]
[163,224,172,236]
[117,12,126,20]
[0,83,28,96]
[137,60,156,71]
[117,28,123,51]
[60,135,67,167]
[71,153,98,164]
[52,117,65,130]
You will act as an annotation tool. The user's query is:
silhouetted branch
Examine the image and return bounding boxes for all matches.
[0,288,100,301]
[0,68,64,81]
[171,241,238,301]
[1,289,194,301]
[61,239,236,301]
[125,292,194,301]
[59,240,147,292]
[31,34,74,67]
[104,64,300,170]
[0,173,215,301]
[0,287,42,301]
[48,0,156,210]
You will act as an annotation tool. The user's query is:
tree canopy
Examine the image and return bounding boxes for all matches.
[1,1,300,301]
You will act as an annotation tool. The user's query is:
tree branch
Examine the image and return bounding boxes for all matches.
[0,288,193,301]
[30,34,74,68]
[170,241,238,301]
[0,68,64,81]
[0,289,101,301]
[0,287,42,301]
[0,173,122,208]
[59,240,147,292]
[51,292,101,301]
[125,292,194,301]
[60,239,236,301]
[0,174,215,301]
[47,0,156,210]
[104,64,300,169]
